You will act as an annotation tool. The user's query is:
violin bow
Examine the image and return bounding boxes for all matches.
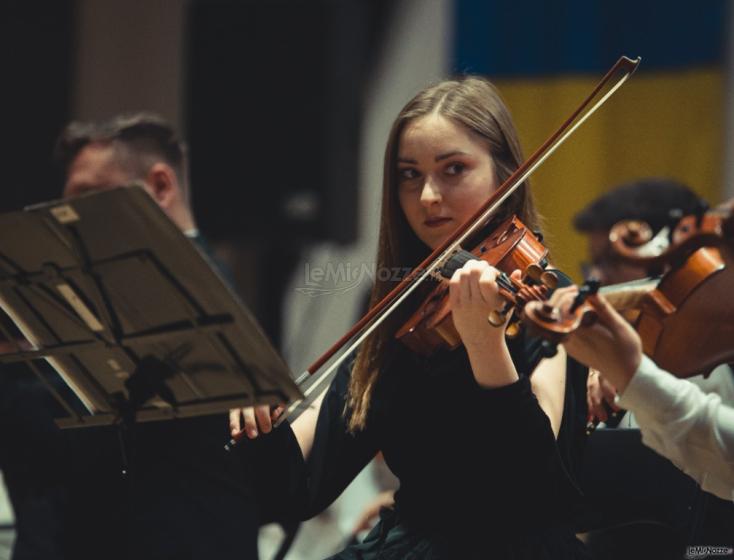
[226,55,641,449]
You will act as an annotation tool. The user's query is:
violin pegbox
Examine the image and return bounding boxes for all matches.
[523,263,557,288]
[521,277,601,350]
[492,264,558,338]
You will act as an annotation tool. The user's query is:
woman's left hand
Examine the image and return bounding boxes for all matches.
[449,260,519,388]
[449,259,509,348]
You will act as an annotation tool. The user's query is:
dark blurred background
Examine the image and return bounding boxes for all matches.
[2,0,732,358]
[2,0,395,350]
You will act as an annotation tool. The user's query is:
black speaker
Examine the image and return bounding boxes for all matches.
[186,0,380,245]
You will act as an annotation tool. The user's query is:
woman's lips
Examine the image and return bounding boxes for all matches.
[424,217,452,228]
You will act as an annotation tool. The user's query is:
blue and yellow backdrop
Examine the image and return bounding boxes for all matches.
[454,0,727,280]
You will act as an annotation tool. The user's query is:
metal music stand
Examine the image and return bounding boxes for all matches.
[0,186,302,429]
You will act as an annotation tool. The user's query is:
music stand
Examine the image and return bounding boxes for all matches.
[0,186,302,430]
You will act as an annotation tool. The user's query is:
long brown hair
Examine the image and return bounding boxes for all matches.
[346,76,541,431]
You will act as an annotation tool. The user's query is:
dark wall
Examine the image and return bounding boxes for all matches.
[185,0,390,246]
[2,1,75,212]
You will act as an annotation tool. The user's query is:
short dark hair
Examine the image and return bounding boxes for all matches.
[54,112,187,186]
[573,177,704,235]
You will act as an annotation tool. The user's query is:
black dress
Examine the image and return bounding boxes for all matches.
[252,322,591,559]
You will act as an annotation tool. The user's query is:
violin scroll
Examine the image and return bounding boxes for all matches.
[521,279,601,348]
[607,197,734,269]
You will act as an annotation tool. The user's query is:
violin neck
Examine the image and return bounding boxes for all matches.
[598,276,659,312]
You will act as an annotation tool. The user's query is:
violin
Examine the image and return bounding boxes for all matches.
[523,201,734,379]
[395,214,559,356]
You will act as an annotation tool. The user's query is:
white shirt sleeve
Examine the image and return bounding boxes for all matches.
[616,355,734,501]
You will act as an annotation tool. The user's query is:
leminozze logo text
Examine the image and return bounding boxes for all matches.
[296,262,413,297]
[685,546,734,559]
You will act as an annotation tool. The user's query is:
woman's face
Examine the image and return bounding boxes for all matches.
[397,114,499,250]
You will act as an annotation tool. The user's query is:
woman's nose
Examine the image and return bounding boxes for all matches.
[419,177,441,206]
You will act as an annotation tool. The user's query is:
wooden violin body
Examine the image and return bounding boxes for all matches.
[395,215,554,356]
[634,245,733,378]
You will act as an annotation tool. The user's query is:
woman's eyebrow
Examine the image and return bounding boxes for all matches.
[398,150,468,164]
[435,150,467,162]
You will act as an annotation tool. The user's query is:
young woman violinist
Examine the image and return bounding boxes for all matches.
[233,76,590,559]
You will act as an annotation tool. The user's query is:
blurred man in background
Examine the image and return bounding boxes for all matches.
[573,177,704,286]
[1,113,260,560]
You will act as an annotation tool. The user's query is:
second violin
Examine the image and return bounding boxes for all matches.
[523,200,734,379]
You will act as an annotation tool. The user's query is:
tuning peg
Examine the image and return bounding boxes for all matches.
[524,263,543,283]
[521,263,558,291]
[584,277,601,294]
[570,278,600,313]
[539,270,558,290]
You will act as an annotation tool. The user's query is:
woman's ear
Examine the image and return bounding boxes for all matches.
[146,162,180,210]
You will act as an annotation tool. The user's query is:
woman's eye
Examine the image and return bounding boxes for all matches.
[445,162,466,175]
[398,167,419,181]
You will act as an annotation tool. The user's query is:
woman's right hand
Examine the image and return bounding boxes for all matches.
[229,405,284,439]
